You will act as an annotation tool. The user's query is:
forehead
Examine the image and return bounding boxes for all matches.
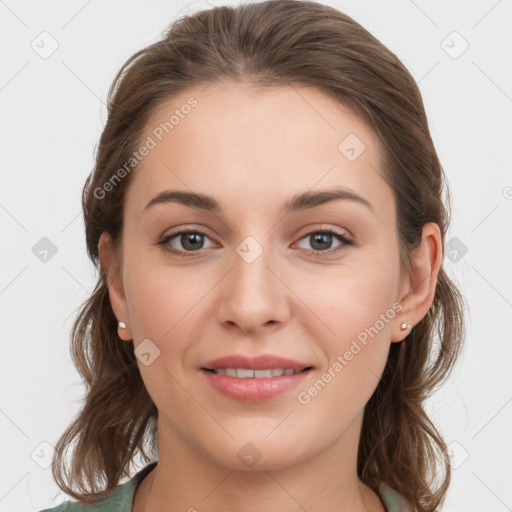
[125,80,392,218]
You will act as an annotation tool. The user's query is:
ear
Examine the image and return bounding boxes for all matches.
[98,232,133,341]
[392,222,443,342]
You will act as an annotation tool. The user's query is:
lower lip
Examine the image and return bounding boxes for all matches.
[200,369,312,402]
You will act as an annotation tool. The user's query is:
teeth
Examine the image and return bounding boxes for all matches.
[254,369,272,378]
[211,368,300,378]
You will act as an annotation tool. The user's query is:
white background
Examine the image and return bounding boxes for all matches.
[0,1,511,511]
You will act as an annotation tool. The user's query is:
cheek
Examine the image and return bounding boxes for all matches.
[123,253,210,342]
[314,255,399,387]
[123,262,202,410]
[125,272,173,340]
[300,286,396,425]
[316,264,398,339]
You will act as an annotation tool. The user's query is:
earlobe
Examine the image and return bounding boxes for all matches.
[392,222,443,342]
[98,232,133,341]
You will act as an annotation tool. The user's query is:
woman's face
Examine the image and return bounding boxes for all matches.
[104,80,413,471]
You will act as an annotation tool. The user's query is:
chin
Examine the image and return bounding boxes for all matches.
[203,437,312,472]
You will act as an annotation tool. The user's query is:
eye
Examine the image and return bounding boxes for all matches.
[295,228,353,257]
[158,229,215,256]
[157,227,353,258]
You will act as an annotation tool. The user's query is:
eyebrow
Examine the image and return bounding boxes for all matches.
[143,186,374,215]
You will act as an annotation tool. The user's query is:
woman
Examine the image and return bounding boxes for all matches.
[41,0,465,511]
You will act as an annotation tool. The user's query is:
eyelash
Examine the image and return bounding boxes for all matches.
[157,227,354,258]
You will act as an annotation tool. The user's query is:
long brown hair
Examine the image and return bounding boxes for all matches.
[51,1,466,510]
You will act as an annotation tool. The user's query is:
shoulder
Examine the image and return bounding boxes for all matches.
[39,504,76,512]
[37,490,125,512]
[38,462,158,512]
[378,481,416,512]
[38,502,98,511]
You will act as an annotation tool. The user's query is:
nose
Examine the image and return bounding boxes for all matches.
[216,236,289,335]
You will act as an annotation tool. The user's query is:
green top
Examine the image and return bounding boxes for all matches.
[39,462,414,511]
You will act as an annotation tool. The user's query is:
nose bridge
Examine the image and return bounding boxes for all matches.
[232,232,277,302]
[217,232,287,332]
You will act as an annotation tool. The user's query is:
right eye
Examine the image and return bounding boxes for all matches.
[158,229,216,256]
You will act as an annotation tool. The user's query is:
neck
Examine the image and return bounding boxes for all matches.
[134,414,385,512]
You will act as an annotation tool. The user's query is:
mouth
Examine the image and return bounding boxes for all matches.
[199,355,314,402]
[202,367,311,378]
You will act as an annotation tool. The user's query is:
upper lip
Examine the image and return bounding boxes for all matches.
[201,354,312,371]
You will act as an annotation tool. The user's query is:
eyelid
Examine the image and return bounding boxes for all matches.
[295,223,352,240]
[159,227,216,252]
[293,228,353,254]
[158,224,354,259]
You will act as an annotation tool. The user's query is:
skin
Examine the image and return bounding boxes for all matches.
[99,80,442,512]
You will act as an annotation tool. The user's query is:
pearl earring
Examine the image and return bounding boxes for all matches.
[118,321,126,329]
[400,322,411,330]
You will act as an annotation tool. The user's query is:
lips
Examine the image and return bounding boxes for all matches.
[200,354,313,402]
[201,354,311,371]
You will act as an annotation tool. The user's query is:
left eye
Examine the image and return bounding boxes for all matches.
[296,230,351,254]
